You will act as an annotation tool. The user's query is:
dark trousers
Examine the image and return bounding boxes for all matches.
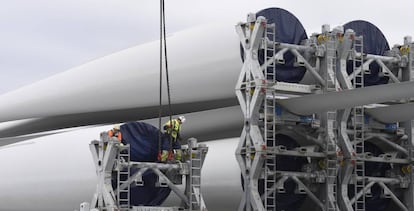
[161,133,181,150]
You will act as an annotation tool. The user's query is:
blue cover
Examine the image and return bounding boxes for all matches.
[117,122,171,206]
[344,20,391,86]
[240,7,308,83]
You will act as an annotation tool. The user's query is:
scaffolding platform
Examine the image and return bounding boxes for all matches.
[83,132,208,211]
[236,11,414,211]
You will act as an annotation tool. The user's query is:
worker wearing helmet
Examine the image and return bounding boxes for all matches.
[161,116,186,161]
[108,124,123,142]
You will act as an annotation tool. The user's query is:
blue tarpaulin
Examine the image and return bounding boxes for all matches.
[240,7,308,83]
[344,20,391,86]
[114,122,171,206]
[120,121,166,162]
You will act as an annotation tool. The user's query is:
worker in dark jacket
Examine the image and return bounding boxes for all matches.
[161,116,185,161]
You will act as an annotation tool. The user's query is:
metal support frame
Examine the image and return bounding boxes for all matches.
[235,14,267,211]
[117,142,131,210]
[236,13,414,211]
[402,37,414,211]
[264,22,277,211]
[323,36,339,211]
[88,133,208,211]
[236,15,340,211]
[90,133,120,211]
[351,35,366,211]
[336,31,414,211]
[236,14,414,211]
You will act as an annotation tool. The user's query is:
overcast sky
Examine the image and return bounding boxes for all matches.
[0,0,413,94]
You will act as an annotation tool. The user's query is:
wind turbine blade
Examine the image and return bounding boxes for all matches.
[366,103,414,123]
[0,23,241,123]
[0,106,243,145]
[278,81,414,116]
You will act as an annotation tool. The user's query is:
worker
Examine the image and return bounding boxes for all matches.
[108,124,123,142]
[161,116,186,162]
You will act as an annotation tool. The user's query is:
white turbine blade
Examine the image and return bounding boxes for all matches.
[366,103,414,123]
[278,81,414,116]
[0,98,237,137]
[0,22,241,123]
[0,106,243,145]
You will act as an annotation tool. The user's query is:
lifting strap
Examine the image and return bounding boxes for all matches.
[158,0,174,160]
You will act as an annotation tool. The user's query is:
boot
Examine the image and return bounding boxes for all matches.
[161,150,169,162]
[175,149,182,161]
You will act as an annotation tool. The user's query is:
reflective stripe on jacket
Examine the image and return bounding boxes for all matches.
[163,119,181,139]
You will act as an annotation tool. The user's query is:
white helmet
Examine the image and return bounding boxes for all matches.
[113,124,121,130]
[178,116,186,123]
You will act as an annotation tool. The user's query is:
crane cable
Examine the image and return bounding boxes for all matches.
[158,0,173,161]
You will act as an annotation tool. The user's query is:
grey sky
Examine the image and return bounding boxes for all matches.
[0,0,413,94]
